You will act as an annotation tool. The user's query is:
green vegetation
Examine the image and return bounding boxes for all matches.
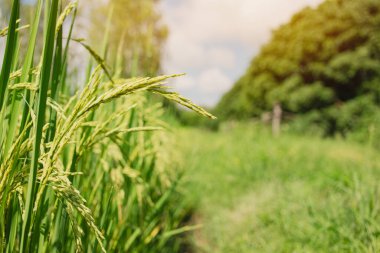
[180,123,380,253]
[2,0,380,252]
[178,1,380,251]
[0,1,213,252]
[89,0,168,76]
[217,0,380,140]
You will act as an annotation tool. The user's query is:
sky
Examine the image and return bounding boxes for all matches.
[1,0,324,107]
[159,0,324,107]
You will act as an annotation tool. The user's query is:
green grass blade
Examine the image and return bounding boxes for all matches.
[0,0,19,111]
[20,1,60,251]
[4,0,43,158]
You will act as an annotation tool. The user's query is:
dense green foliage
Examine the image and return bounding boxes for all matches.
[217,0,380,137]
[180,123,380,253]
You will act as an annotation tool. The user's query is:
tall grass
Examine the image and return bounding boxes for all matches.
[179,123,380,253]
[0,1,213,252]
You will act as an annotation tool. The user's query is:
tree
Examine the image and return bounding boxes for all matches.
[217,0,380,137]
[217,0,380,133]
[88,0,168,76]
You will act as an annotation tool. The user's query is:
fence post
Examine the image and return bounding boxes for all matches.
[272,102,282,137]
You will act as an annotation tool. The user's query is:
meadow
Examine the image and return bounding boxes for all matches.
[179,123,380,253]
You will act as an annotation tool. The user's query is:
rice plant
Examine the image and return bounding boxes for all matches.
[0,0,214,252]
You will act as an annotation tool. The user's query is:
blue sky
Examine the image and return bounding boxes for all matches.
[159,0,324,106]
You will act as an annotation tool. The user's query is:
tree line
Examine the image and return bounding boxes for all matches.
[217,0,380,138]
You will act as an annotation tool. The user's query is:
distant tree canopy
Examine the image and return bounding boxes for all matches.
[89,0,168,76]
[217,0,380,129]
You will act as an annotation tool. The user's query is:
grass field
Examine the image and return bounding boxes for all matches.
[178,123,380,253]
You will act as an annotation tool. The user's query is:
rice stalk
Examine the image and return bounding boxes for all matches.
[0,1,215,252]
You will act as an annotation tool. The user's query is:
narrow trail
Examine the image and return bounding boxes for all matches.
[178,124,380,253]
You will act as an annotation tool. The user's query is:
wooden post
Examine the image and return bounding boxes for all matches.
[272,102,282,137]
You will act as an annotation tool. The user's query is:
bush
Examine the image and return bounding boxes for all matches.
[288,95,380,147]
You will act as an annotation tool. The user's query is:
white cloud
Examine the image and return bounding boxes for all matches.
[160,0,325,106]
[207,48,236,69]
[169,68,232,107]
[165,32,205,71]
[172,74,196,90]
[198,68,232,94]
[162,0,323,47]
[164,42,237,72]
